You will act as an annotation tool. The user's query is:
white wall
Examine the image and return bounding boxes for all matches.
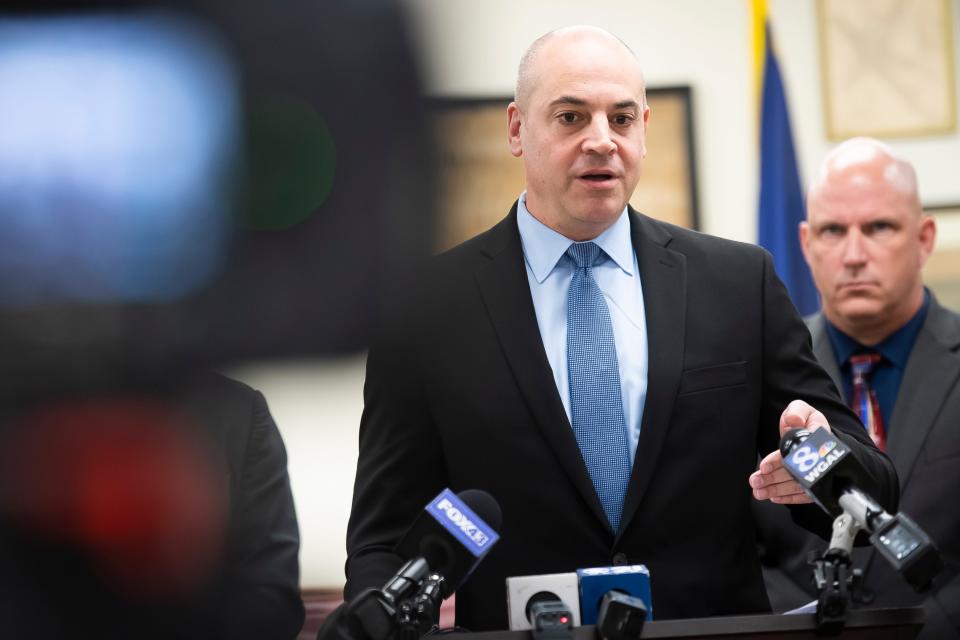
[227,356,366,590]
[239,0,960,588]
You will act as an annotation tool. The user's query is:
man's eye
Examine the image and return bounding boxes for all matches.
[820,225,845,238]
[866,221,894,234]
[612,114,633,126]
[559,112,579,124]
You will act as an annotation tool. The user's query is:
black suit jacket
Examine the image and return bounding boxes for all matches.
[346,205,897,630]
[0,374,304,640]
[182,374,305,640]
[756,297,960,639]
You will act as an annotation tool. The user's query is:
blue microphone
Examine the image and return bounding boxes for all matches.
[577,565,652,625]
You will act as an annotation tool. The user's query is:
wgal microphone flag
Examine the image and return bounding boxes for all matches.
[753,0,817,316]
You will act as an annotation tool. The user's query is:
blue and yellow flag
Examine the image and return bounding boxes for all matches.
[752,0,818,316]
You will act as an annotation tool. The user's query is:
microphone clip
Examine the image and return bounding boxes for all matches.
[809,546,865,635]
[394,572,446,640]
[343,559,446,640]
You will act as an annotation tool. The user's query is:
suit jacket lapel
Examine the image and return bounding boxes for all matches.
[473,205,610,530]
[887,297,960,485]
[808,313,844,399]
[618,211,687,539]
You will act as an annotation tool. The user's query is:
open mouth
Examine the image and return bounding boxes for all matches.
[580,172,615,181]
[578,171,617,187]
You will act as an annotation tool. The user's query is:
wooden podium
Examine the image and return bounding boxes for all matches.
[445,607,924,639]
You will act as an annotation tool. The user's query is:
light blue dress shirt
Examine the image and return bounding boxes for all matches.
[516,193,648,463]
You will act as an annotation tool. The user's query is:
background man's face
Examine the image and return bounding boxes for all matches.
[508,34,648,240]
[801,179,934,332]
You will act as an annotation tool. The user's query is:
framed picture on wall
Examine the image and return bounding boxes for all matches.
[925,203,960,310]
[429,86,700,252]
[817,0,958,140]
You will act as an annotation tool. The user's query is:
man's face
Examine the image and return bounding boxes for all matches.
[800,177,935,337]
[507,33,649,241]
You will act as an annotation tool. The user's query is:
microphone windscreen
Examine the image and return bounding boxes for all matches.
[457,489,502,531]
[778,427,810,457]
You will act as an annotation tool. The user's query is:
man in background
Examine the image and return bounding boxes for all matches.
[756,137,959,638]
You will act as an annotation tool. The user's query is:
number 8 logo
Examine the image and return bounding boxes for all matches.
[790,445,819,473]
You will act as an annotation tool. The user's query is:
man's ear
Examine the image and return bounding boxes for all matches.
[507,102,523,158]
[640,105,650,158]
[799,221,812,266]
[918,214,937,267]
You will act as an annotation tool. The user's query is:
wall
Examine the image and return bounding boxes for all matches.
[228,356,366,589]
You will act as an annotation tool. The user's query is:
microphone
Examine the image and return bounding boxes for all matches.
[318,488,501,640]
[576,565,651,625]
[506,572,581,630]
[527,597,574,639]
[596,591,647,640]
[780,428,941,591]
[778,427,877,518]
[394,487,502,598]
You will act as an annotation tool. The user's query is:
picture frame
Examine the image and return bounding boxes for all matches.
[924,203,960,309]
[428,86,700,252]
[817,0,958,140]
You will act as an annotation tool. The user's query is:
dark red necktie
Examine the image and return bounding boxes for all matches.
[849,352,886,451]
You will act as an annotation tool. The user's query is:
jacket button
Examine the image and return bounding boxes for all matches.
[612,552,629,566]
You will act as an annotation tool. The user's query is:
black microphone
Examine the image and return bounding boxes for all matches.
[527,595,573,640]
[780,428,941,591]
[596,591,647,640]
[778,427,877,518]
[318,488,501,640]
[394,488,502,599]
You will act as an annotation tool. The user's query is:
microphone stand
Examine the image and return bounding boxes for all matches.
[320,562,447,640]
[810,506,865,634]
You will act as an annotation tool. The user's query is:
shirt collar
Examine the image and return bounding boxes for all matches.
[516,191,634,284]
[826,289,931,369]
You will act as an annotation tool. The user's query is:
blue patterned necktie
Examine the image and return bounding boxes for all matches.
[566,241,632,532]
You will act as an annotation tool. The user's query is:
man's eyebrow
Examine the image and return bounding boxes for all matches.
[547,96,588,108]
[546,97,641,110]
[814,220,845,229]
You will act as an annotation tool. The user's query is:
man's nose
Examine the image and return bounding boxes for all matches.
[582,119,616,155]
[842,229,868,266]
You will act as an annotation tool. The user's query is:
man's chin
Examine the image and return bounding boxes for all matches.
[575,196,626,222]
[831,299,885,325]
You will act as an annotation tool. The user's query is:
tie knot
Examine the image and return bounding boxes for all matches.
[566,241,604,269]
[850,352,881,378]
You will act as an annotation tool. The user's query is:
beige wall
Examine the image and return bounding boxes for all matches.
[236,0,960,588]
